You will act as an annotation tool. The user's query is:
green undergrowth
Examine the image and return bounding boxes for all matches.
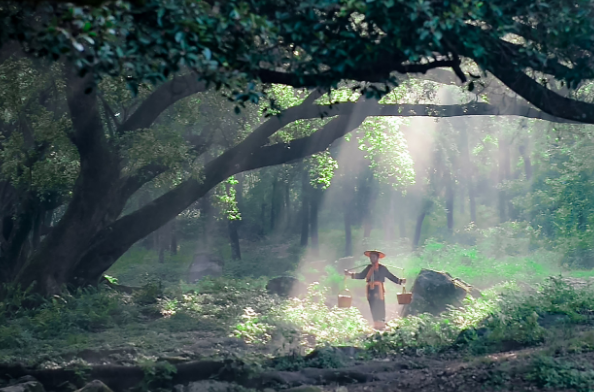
[2,269,594,370]
[367,277,594,356]
[526,355,594,392]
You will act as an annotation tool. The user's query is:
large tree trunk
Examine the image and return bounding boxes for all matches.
[13,67,127,295]
[69,97,369,287]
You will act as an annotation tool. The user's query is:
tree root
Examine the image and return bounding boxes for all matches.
[0,359,376,392]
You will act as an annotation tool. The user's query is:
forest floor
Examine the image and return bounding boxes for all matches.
[3,318,594,392]
[4,237,594,392]
[3,277,594,392]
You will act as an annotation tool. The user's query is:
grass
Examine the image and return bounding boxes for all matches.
[3,224,594,389]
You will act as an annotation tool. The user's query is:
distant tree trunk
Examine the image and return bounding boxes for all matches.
[235,173,244,208]
[384,190,394,241]
[503,138,517,221]
[31,209,43,249]
[170,219,177,255]
[300,169,309,247]
[459,181,465,215]
[399,210,407,238]
[284,180,291,231]
[413,199,432,250]
[228,220,241,260]
[226,180,242,260]
[310,188,321,256]
[444,169,454,234]
[139,191,154,249]
[498,138,507,223]
[362,181,377,239]
[202,193,215,246]
[468,180,477,224]
[260,203,266,236]
[518,144,533,181]
[395,192,407,238]
[344,203,352,257]
[413,211,427,250]
[459,129,476,225]
[270,179,277,231]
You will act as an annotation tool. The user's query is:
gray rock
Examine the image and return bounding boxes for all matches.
[402,269,480,317]
[285,387,322,392]
[266,276,306,298]
[74,380,113,392]
[0,382,45,392]
[181,381,235,392]
[187,253,223,283]
[15,378,36,385]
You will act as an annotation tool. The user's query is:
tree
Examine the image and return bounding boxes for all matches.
[0,43,585,297]
[3,0,594,125]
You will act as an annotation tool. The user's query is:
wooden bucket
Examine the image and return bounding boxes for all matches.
[397,287,413,305]
[338,289,352,308]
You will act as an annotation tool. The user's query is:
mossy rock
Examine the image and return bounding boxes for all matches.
[266,276,306,298]
[0,382,45,392]
[401,269,480,317]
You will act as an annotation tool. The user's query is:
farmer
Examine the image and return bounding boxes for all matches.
[344,250,406,330]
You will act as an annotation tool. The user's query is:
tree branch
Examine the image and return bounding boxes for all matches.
[256,59,462,87]
[117,73,206,134]
[450,35,594,124]
[70,96,574,284]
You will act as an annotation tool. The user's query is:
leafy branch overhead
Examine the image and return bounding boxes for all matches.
[2,0,594,123]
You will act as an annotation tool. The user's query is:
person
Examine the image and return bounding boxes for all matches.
[344,250,406,330]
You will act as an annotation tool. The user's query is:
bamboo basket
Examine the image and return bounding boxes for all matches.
[338,289,352,308]
[397,286,413,305]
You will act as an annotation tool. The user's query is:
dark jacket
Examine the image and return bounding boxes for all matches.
[352,264,403,285]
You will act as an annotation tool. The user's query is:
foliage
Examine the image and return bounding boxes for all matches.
[4,0,594,111]
[526,356,594,392]
[357,117,415,189]
[233,283,370,348]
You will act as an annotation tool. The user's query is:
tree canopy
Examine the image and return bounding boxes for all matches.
[2,0,594,297]
[2,0,594,123]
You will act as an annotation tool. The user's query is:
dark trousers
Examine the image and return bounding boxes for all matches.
[367,286,386,322]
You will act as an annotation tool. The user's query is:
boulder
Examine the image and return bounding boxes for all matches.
[187,253,222,283]
[401,269,480,317]
[0,382,44,392]
[74,381,113,392]
[176,381,234,392]
[266,276,306,298]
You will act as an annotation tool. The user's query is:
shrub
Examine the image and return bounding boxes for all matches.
[526,356,594,392]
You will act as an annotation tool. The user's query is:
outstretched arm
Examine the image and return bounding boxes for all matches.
[351,265,371,279]
[384,266,405,285]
